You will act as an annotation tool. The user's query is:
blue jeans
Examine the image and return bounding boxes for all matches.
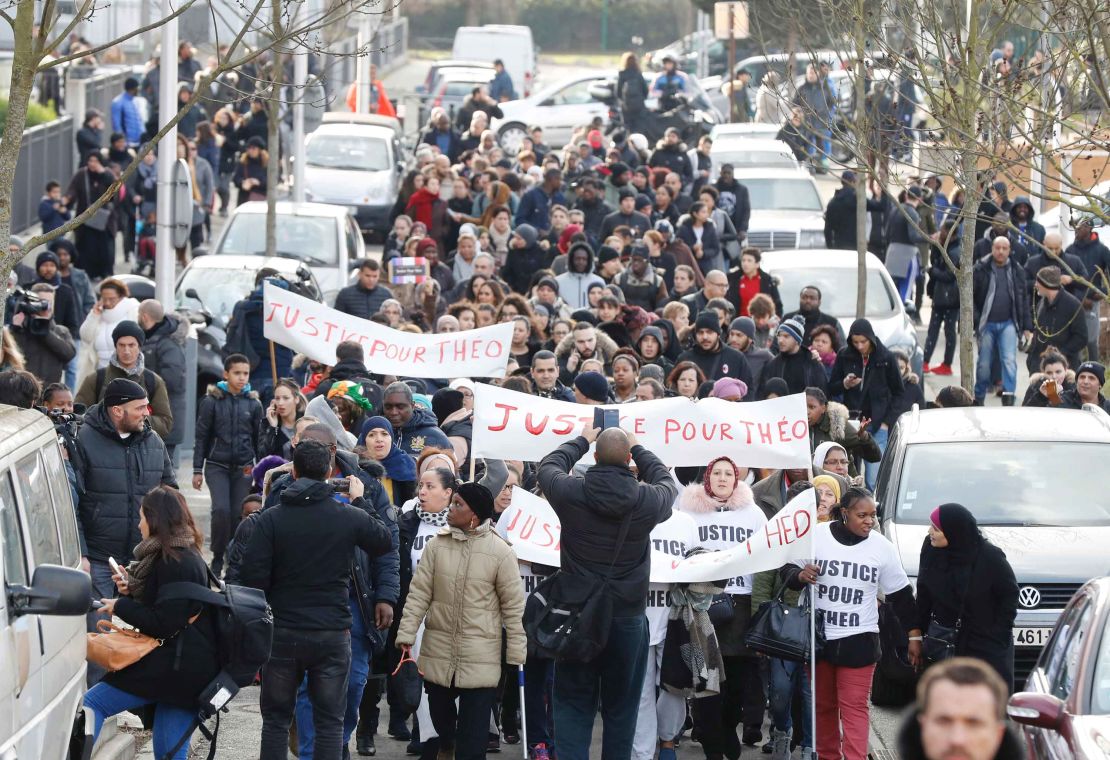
[975,320,1018,399]
[553,615,649,760]
[296,598,372,759]
[65,339,79,390]
[768,658,813,749]
[524,656,554,750]
[85,682,194,759]
[864,426,888,491]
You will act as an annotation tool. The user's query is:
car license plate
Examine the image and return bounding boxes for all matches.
[1013,627,1052,647]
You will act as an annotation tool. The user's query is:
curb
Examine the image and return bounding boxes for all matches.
[91,717,136,760]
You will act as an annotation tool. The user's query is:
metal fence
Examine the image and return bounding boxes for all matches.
[64,66,136,150]
[12,116,76,235]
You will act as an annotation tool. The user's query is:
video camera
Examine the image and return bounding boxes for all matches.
[39,405,86,458]
[10,286,50,318]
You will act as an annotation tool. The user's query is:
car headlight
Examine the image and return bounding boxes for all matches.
[798,230,825,248]
[364,183,390,204]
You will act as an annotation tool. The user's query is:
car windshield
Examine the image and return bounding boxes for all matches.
[217,213,339,266]
[894,442,1110,526]
[306,134,391,172]
[175,267,258,325]
[744,178,823,211]
[769,266,896,318]
[712,149,797,169]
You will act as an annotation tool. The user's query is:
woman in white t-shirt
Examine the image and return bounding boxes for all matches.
[679,456,768,759]
[792,487,922,760]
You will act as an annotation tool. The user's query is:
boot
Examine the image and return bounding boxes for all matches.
[356,732,376,756]
[771,730,792,760]
[1001,392,1016,407]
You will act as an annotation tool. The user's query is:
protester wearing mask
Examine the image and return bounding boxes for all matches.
[791,488,921,760]
[916,504,1018,691]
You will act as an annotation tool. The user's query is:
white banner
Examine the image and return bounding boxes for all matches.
[498,487,816,584]
[262,283,514,378]
[471,382,810,468]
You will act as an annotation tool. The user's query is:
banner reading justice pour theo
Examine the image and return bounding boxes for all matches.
[262,283,514,378]
[471,382,810,468]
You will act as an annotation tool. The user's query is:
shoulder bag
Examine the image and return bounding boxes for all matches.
[744,583,823,663]
[87,612,199,672]
[923,553,980,663]
[83,171,113,232]
[523,509,634,663]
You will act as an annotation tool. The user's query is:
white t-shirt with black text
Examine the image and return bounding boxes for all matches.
[646,511,700,646]
[688,504,767,595]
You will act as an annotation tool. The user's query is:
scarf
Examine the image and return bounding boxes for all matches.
[418,506,449,528]
[217,380,253,394]
[125,531,198,601]
[662,576,726,698]
[109,351,146,378]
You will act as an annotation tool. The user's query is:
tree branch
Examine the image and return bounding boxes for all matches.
[42,0,201,68]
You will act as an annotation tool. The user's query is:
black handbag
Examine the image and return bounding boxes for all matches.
[922,552,980,664]
[744,584,821,663]
[83,172,113,231]
[390,651,424,714]
[707,593,735,627]
[523,510,633,663]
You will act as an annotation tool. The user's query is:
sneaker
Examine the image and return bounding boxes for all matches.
[530,743,552,760]
[771,730,791,760]
[743,726,762,746]
[933,363,954,376]
[658,747,677,760]
[761,739,774,754]
[922,363,932,374]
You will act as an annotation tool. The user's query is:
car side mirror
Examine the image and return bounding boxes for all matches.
[1007,692,1065,730]
[185,288,200,300]
[8,564,93,617]
[903,300,918,318]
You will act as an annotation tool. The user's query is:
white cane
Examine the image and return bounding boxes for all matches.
[517,664,528,758]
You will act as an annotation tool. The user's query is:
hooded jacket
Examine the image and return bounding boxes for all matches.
[396,521,526,689]
[1027,287,1088,372]
[193,384,264,474]
[555,242,606,310]
[239,477,393,630]
[501,224,550,294]
[828,319,905,427]
[537,437,677,617]
[554,328,620,386]
[394,406,451,459]
[647,141,693,184]
[142,314,190,445]
[1064,231,1110,303]
[675,335,754,388]
[1008,195,1045,248]
[636,325,674,375]
[73,403,177,562]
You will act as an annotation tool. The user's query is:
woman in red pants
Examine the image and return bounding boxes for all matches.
[790,487,922,760]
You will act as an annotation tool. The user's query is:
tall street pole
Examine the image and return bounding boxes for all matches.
[154,0,178,307]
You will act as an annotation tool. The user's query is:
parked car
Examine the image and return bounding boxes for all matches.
[871,405,1110,703]
[708,136,800,180]
[728,166,826,250]
[426,67,500,126]
[301,114,406,235]
[416,58,495,101]
[760,249,923,373]
[709,122,783,142]
[493,75,611,152]
[201,201,364,304]
[0,406,94,760]
[643,29,750,77]
[452,25,537,99]
[1009,577,1110,759]
[732,49,887,85]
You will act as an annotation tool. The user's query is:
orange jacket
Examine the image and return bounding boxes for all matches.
[345,80,397,117]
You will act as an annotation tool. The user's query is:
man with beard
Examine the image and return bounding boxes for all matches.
[782,286,844,347]
[759,316,828,395]
[557,322,617,385]
[676,310,754,387]
[727,316,773,384]
[572,178,613,246]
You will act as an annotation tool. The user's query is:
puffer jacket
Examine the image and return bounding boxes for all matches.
[809,400,882,464]
[394,407,451,459]
[396,521,526,689]
[828,318,905,428]
[142,314,190,445]
[192,385,264,474]
[73,403,177,562]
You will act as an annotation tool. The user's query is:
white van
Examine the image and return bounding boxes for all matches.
[0,406,94,759]
[452,25,538,99]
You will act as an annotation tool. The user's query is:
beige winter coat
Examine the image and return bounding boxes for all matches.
[396,521,526,689]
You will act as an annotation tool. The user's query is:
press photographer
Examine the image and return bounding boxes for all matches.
[10,282,76,385]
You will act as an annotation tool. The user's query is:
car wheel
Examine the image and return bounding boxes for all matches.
[498,123,528,154]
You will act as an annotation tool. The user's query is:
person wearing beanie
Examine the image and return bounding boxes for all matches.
[711,376,748,401]
[758,314,828,398]
[727,315,774,382]
[1026,264,1088,373]
[76,319,174,440]
[596,244,625,283]
[395,477,526,760]
[32,248,81,338]
[233,134,269,206]
[676,310,754,390]
[573,370,611,404]
[600,185,652,240]
[1050,361,1110,412]
[502,222,550,295]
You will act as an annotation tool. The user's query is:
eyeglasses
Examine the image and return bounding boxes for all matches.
[824,458,850,466]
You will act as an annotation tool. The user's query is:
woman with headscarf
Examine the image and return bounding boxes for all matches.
[396,481,526,760]
[360,415,418,506]
[811,474,841,522]
[916,504,1019,691]
[678,456,768,760]
[813,440,861,483]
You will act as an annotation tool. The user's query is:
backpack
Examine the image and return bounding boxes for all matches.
[155,569,273,759]
[95,367,159,401]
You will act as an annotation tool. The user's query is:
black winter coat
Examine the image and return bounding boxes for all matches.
[502,244,551,295]
[334,283,394,321]
[898,710,1025,760]
[916,540,1018,691]
[1027,289,1088,372]
[537,438,677,617]
[239,477,393,630]
[648,143,693,184]
[12,319,76,385]
[759,350,828,396]
[142,315,190,445]
[74,403,177,562]
[824,186,882,249]
[675,340,753,389]
[193,385,263,473]
[973,257,1031,332]
[106,550,221,708]
[828,319,904,427]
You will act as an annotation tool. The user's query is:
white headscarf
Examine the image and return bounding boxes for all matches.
[812,441,848,472]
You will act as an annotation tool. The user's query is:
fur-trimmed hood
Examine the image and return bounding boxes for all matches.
[1029,369,1075,387]
[822,400,851,442]
[554,329,620,364]
[205,384,261,401]
[678,480,756,513]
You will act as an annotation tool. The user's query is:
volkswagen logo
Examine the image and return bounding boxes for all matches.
[1018,586,1041,609]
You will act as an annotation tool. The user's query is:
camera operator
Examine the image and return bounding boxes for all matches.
[41,382,75,413]
[32,249,81,339]
[11,283,76,385]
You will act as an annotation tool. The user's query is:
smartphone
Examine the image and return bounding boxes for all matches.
[328,478,351,493]
[108,557,122,576]
[593,407,620,430]
[1045,379,1061,405]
